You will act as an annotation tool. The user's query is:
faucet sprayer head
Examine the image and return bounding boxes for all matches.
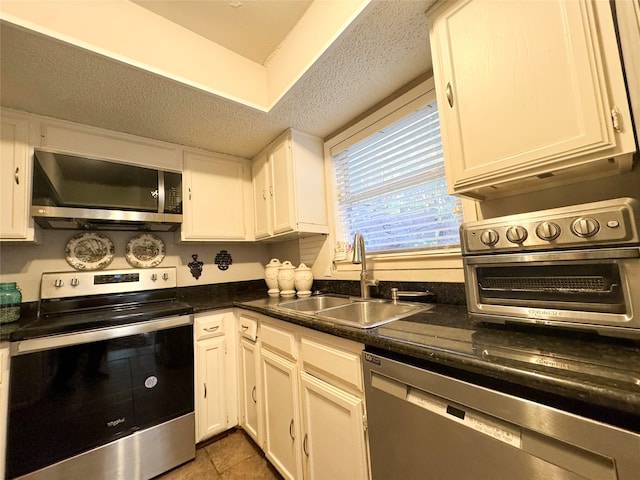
[352,232,364,264]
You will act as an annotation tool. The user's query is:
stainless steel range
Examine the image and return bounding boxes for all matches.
[460,197,640,339]
[6,267,194,480]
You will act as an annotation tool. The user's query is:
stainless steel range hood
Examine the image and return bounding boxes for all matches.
[31,149,183,231]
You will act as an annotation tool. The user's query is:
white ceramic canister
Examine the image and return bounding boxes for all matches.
[294,263,313,296]
[264,258,282,296]
[277,261,296,297]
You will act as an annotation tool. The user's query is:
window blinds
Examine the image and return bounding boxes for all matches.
[332,102,463,253]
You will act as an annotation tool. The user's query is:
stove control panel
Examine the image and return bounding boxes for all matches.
[461,198,640,254]
[41,267,177,299]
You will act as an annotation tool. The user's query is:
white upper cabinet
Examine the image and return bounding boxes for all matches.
[252,129,329,240]
[181,150,253,241]
[38,118,182,171]
[0,111,36,241]
[429,0,636,200]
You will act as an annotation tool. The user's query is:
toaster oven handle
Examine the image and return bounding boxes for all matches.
[464,247,640,264]
[11,314,193,356]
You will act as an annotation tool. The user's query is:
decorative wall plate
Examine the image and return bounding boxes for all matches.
[65,232,115,271]
[126,233,166,268]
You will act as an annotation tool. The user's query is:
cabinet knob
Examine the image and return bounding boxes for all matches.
[446,82,454,108]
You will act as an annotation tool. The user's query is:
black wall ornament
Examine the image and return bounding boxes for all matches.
[188,254,204,279]
[214,250,233,271]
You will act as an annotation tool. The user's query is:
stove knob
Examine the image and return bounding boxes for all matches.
[54,278,64,288]
[571,217,599,237]
[151,273,158,281]
[70,277,80,287]
[535,221,561,241]
[162,273,169,281]
[506,225,528,244]
[479,229,499,246]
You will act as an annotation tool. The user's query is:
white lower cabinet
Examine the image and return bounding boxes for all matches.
[240,311,369,480]
[237,312,262,446]
[194,311,237,443]
[261,348,303,480]
[300,372,368,480]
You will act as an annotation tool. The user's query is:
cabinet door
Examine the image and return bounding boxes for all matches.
[269,139,296,235]
[239,337,262,446]
[261,349,301,480]
[431,0,633,194]
[39,120,181,171]
[300,372,368,480]
[0,114,31,239]
[182,152,248,241]
[195,336,227,442]
[252,151,271,239]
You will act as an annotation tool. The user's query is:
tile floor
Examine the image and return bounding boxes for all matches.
[156,428,283,480]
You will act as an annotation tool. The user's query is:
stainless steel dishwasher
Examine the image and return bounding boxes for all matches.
[363,351,640,480]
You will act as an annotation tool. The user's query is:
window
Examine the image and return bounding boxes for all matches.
[331,100,463,255]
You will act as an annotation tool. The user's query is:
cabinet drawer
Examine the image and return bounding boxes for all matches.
[237,313,258,342]
[195,315,225,341]
[260,321,296,360]
[301,336,362,393]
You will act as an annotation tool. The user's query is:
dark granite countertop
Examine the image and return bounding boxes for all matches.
[4,280,639,431]
[237,296,640,430]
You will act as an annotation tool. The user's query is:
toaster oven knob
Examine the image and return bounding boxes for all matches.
[535,221,561,241]
[54,278,64,288]
[506,225,528,244]
[571,217,599,237]
[480,229,499,246]
[70,277,79,287]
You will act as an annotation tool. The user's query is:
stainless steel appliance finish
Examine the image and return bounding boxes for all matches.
[6,267,194,480]
[461,197,640,338]
[31,148,183,231]
[363,351,640,480]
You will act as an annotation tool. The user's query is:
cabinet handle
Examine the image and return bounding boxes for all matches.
[262,188,267,200]
[289,419,295,440]
[204,383,207,398]
[251,385,257,403]
[189,187,192,200]
[611,106,622,133]
[303,433,309,456]
[446,82,454,108]
[14,167,20,185]
[241,325,249,331]
[269,186,274,197]
[204,325,220,332]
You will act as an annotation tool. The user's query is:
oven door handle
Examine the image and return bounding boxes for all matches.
[463,247,640,265]
[11,314,193,356]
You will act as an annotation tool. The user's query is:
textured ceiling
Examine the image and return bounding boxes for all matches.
[0,0,434,159]
[131,0,313,64]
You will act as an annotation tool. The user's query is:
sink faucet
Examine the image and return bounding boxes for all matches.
[352,232,379,299]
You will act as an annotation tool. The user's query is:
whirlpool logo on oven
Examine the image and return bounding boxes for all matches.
[107,417,126,428]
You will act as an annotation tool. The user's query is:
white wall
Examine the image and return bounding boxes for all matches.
[0,229,272,302]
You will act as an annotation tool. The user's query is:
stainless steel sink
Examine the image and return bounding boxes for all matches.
[276,294,430,328]
[316,300,430,328]
[277,295,353,312]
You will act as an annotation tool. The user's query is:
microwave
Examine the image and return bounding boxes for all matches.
[31,149,182,231]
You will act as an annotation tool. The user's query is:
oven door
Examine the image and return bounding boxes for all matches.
[6,315,194,480]
[464,248,640,337]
